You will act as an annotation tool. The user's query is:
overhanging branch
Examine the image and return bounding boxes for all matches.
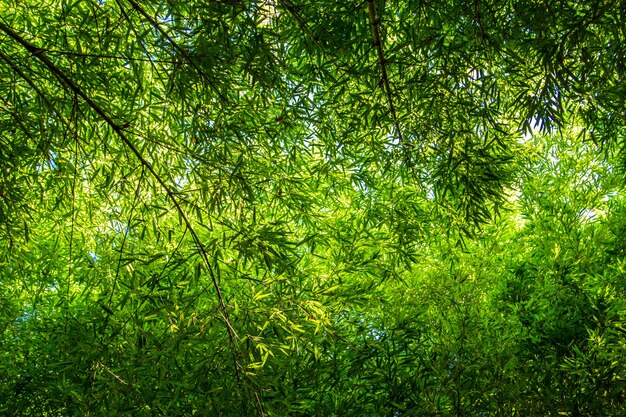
[124,0,229,102]
[279,0,325,50]
[0,20,243,393]
[367,0,412,167]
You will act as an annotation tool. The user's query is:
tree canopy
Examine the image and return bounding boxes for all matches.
[1,0,626,415]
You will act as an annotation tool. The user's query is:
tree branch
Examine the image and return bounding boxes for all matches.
[0,20,243,395]
[279,0,324,50]
[0,49,71,153]
[366,0,412,168]
[124,0,229,102]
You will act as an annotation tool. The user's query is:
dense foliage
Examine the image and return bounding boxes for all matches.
[1,0,626,415]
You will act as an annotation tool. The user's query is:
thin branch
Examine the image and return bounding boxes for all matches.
[0,98,37,143]
[0,50,70,128]
[278,0,377,105]
[278,0,324,50]
[0,49,93,159]
[124,0,228,102]
[366,0,412,167]
[0,20,243,392]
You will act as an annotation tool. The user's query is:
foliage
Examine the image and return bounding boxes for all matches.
[1,0,626,415]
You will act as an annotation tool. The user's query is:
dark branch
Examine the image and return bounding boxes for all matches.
[366,0,412,168]
[279,0,324,50]
[0,20,243,391]
[0,49,74,154]
[124,0,229,102]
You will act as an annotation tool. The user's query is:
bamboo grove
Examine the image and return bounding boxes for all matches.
[1,0,626,415]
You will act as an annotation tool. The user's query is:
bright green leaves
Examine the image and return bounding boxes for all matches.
[2,0,626,416]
